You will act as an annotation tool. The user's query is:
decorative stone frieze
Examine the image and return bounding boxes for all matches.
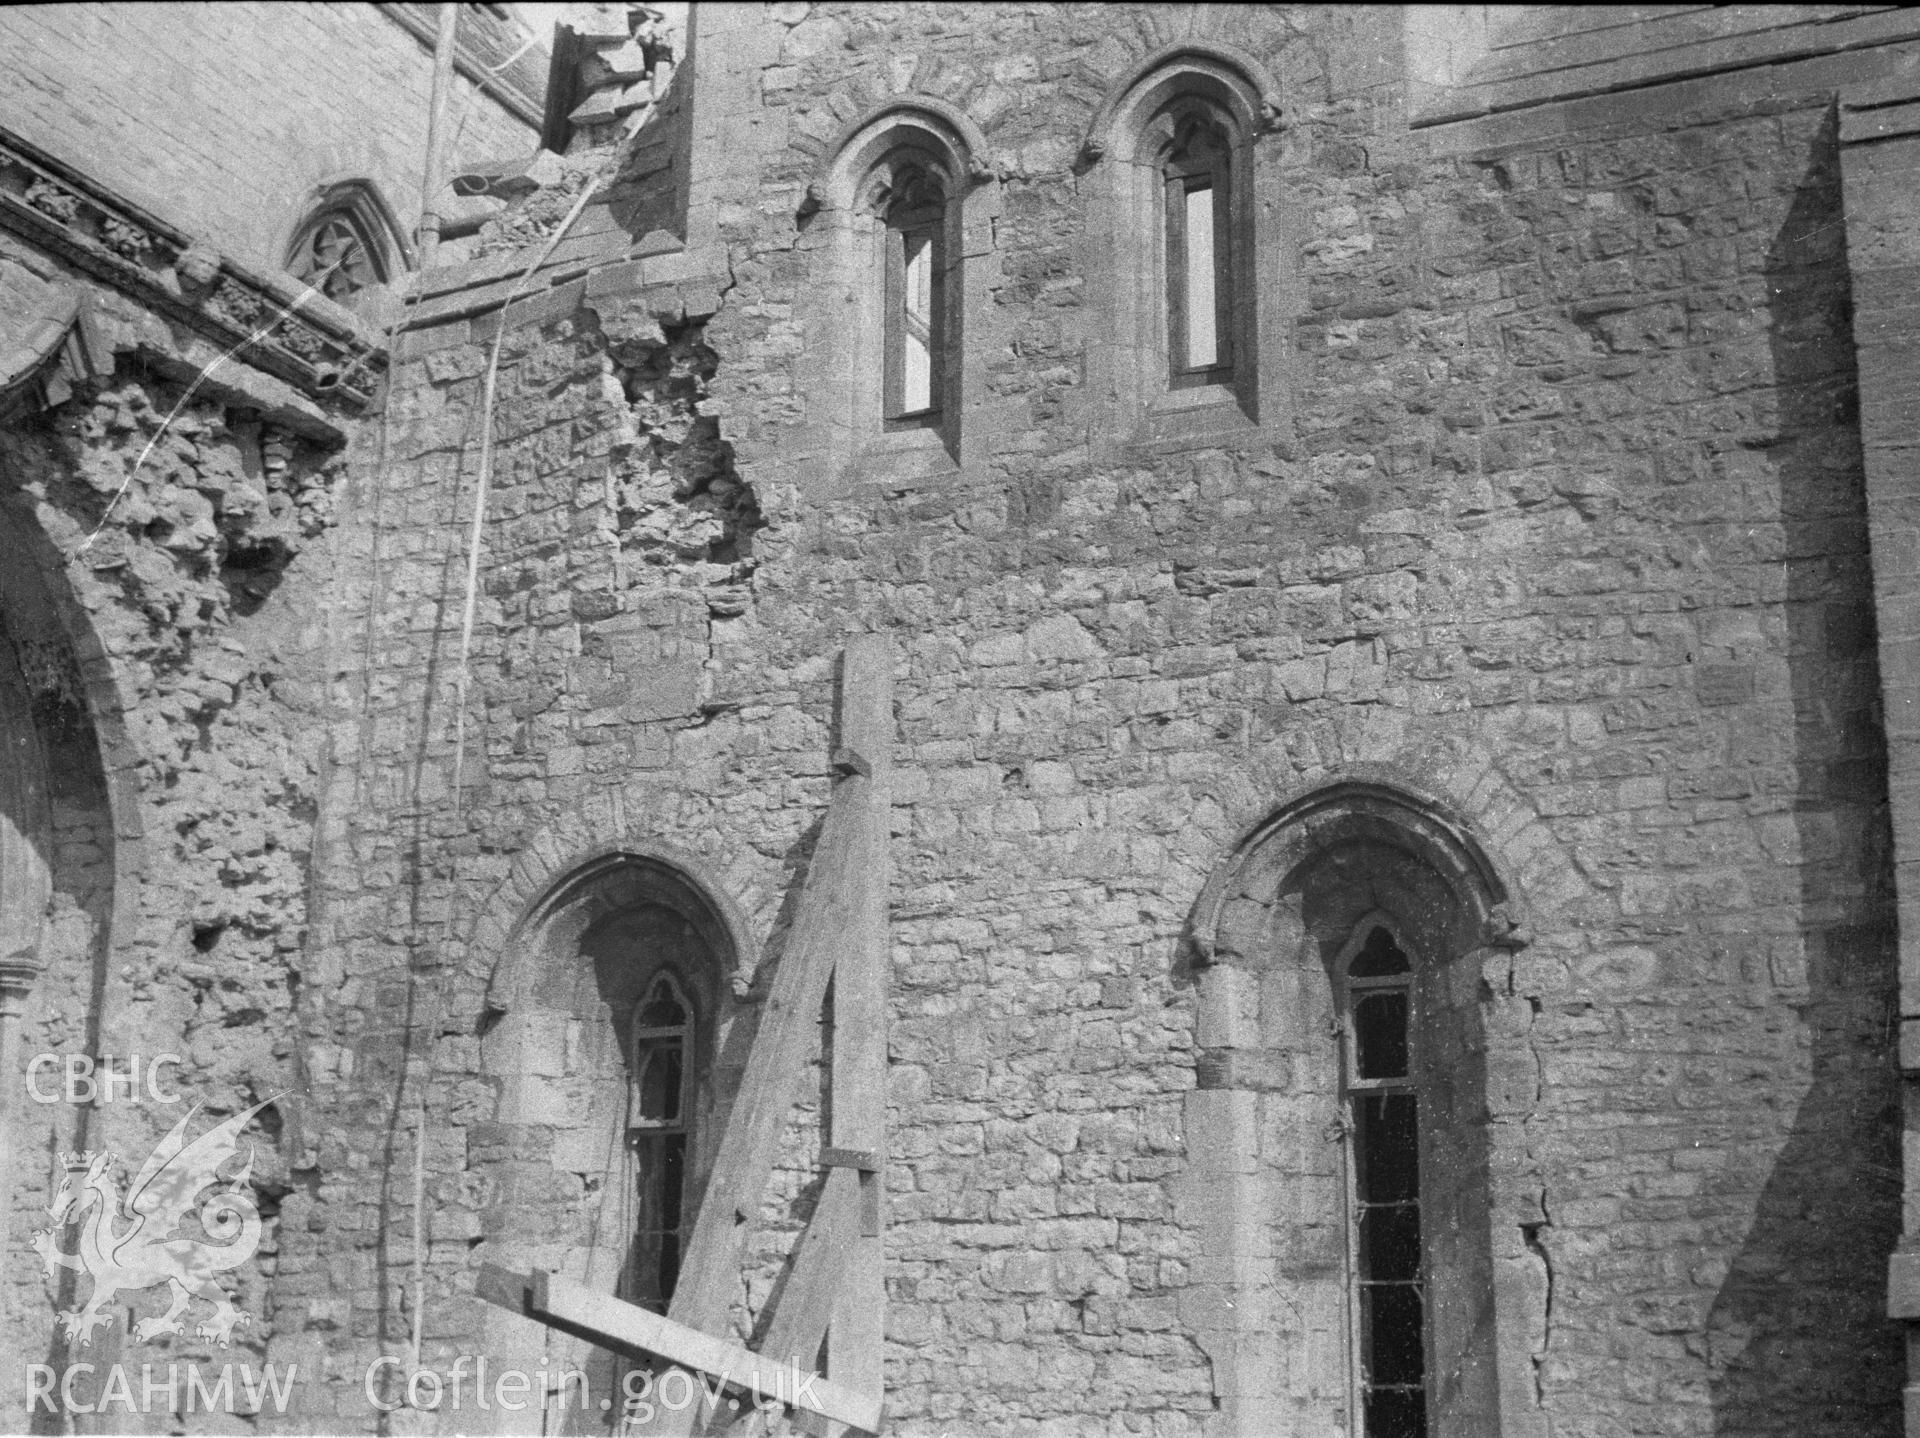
[0,126,386,409]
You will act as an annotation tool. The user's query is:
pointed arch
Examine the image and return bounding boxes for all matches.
[1196,779,1515,971]
[473,846,753,1427]
[1080,39,1283,167]
[1181,780,1530,1437]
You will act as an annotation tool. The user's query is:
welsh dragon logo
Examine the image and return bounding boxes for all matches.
[33,1097,280,1347]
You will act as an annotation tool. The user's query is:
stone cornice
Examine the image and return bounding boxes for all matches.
[0,125,387,411]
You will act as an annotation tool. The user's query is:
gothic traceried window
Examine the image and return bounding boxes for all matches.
[625,971,695,1314]
[282,183,403,307]
[290,213,382,301]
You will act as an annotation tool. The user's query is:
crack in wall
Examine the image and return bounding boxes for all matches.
[1521,1207,1555,1411]
[1518,968,1555,1425]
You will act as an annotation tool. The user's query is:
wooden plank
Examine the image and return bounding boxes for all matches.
[756,1164,862,1371]
[1437,8,1920,121]
[648,639,893,1415]
[473,1261,531,1314]
[527,1272,882,1434]
[1842,97,1920,145]
[827,634,892,1399]
[1490,4,1720,50]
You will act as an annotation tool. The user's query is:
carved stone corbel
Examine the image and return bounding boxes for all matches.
[1485,899,1532,951]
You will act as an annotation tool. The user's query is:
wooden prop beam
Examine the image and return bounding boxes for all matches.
[637,637,893,1437]
[666,640,892,1334]
[826,634,891,1394]
[526,1271,883,1434]
[664,792,868,1338]
[756,1164,862,1374]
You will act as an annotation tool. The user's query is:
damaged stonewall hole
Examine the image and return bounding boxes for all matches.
[5,2,1920,1436]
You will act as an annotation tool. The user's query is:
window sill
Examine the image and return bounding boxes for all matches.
[1150,381,1242,416]
[845,423,958,489]
[1137,382,1256,449]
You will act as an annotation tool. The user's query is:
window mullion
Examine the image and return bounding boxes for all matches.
[1165,172,1189,375]
[1212,163,1233,369]
[883,225,905,420]
[926,221,946,414]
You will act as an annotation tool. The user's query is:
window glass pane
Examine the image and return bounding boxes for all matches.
[638,1040,682,1123]
[901,229,935,413]
[658,1129,686,1255]
[1363,1387,1427,1438]
[1354,991,1410,1080]
[1357,1092,1419,1203]
[1183,182,1217,369]
[630,1130,688,1313]
[1360,1284,1426,1387]
[1361,1203,1422,1283]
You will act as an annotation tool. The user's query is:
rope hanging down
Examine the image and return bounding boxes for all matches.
[448,177,606,812]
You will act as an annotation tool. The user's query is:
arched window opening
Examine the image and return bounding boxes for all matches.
[1161,106,1234,385]
[1190,782,1521,1435]
[1082,42,1288,435]
[861,150,951,431]
[474,852,750,1434]
[1342,923,1427,1438]
[625,971,694,1314]
[282,183,406,308]
[883,162,944,424]
[805,101,988,483]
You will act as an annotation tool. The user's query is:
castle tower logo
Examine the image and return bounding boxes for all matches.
[33,1098,281,1347]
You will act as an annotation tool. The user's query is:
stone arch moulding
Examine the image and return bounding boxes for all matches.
[471,836,761,1017]
[0,507,143,995]
[280,178,412,305]
[1175,777,1545,1438]
[0,500,140,1300]
[1193,778,1524,968]
[1079,39,1286,167]
[808,97,995,212]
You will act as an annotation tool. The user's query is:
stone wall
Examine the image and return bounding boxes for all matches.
[0,364,348,1432]
[0,4,1908,1436]
[1838,68,1920,1438]
[250,5,1909,1436]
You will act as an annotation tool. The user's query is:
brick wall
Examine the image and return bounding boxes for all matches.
[0,2,535,278]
